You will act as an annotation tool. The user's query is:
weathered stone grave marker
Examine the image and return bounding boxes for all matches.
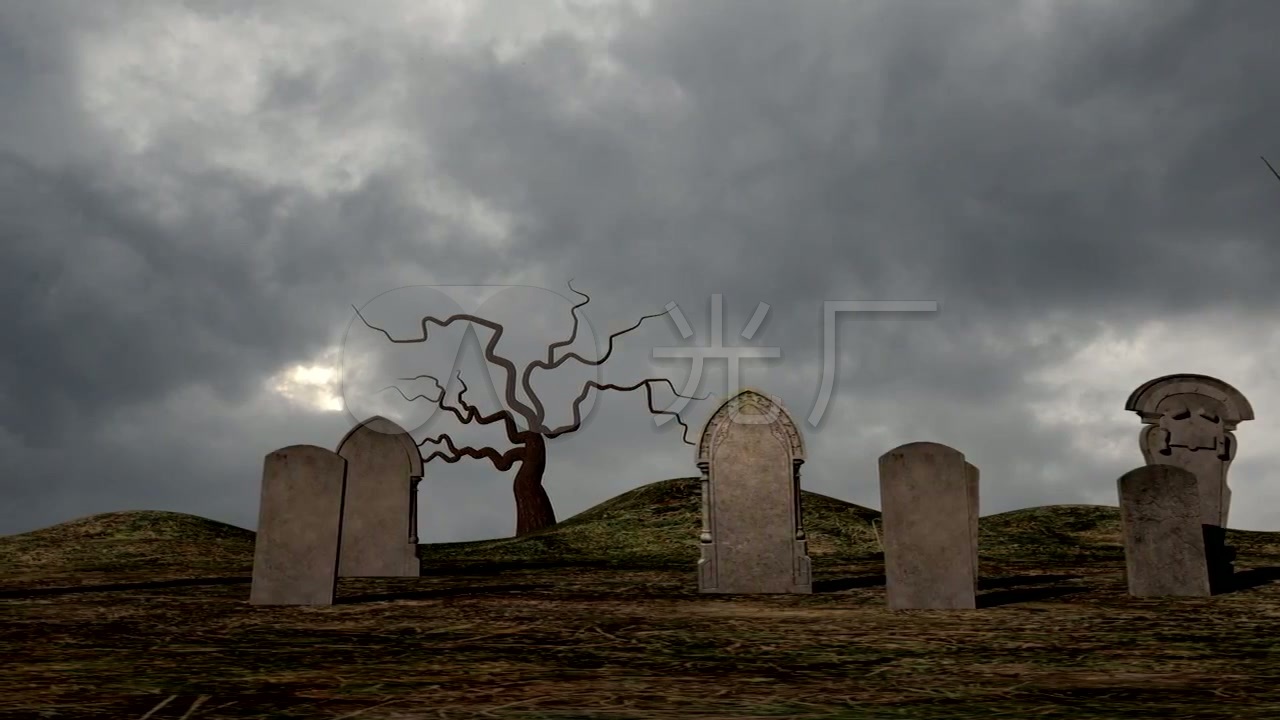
[696,389,811,594]
[1117,464,1211,597]
[250,445,347,606]
[879,442,979,609]
[1125,374,1252,588]
[336,416,424,578]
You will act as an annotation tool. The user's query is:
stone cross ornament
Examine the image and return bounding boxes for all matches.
[1124,374,1253,528]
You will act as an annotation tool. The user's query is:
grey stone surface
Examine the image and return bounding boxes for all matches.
[967,461,980,580]
[879,442,979,610]
[336,416,424,578]
[250,445,347,606]
[696,389,810,594]
[1117,464,1211,597]
[1125,374,1253,528]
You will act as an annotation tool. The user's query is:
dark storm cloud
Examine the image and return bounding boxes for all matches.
[381,0,1280,524]
[399,0,1280,410]
[3,0,1280,538]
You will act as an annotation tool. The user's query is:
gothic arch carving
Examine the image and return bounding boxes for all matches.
[696,388,805,465]
[338,415,424,476]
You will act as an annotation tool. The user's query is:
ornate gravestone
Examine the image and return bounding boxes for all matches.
[1125,374,1252,589]
[878,442,980,610]
[696,389,811,594]
[250,445,347,606]
[336,416,424,578]
[1118,465,1211,597]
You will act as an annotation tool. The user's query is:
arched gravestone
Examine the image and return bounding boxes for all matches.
[696,389,811,594]
[336,416,424,578]
[250,445,347,606]
[1125,374,1254,529]
[878,442,979,610]
[1117,465,1211,597]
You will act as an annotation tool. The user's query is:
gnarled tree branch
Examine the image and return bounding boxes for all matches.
[520,282,673,429]
[353,306,540,427]
[419,432,531,471]
[543,377,710,443]
[381,370,523,445]
[544,278,592,365]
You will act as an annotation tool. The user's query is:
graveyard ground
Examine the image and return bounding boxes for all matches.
[3,477,1280,719]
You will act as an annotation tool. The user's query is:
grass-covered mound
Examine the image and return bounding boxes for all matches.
[980,503,1280,563]
[0,510,256,584]
[7,478,1280,584]
[419,476,884,568]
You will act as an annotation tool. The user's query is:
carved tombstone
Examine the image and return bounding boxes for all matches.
[878,442,979,610]
[1125,374,1253,528]
[1118,465,1211,597]
[1126,374,1252,589]
[336,416,424,578]
[250,445,347,606]
[696,389,811,594]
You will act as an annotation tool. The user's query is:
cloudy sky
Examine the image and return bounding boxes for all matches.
[4,0,1280,542]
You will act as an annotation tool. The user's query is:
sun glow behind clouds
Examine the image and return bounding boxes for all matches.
[268,354,345,412]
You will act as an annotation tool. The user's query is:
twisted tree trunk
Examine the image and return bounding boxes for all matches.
[354,281,706,538]
[514,433,555,535]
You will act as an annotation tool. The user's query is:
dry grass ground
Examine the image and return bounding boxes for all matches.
[3,477,1280,719]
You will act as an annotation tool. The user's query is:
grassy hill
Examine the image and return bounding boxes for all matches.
[6,476,1280,584]
[0,510,257,584]
[420,476,884,568]
[423,477,1280,567]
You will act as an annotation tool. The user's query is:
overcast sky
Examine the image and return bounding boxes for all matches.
[4,0,1280,542]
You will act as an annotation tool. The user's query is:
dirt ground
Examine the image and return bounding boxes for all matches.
[4,557,1280,720]
[5,481,1280,719]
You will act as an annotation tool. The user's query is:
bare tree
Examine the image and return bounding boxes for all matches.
[354,281,706,536]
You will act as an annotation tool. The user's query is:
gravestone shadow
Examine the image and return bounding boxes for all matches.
[813,573,1087,596]
[0,576,251,599]
[337,583,551,604]
[1218,566,1280,594]
[977,586,1089,608]
[813,575,886,593]
[978,574,1081,591]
